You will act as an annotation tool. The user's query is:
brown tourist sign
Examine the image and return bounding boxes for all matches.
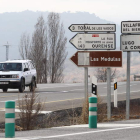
[70,51,122,67]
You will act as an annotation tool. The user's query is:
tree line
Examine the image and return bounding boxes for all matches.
[95,68,119,82]
[19,12,68,83]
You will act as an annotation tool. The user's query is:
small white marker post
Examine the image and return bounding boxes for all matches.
[92,76,97,96]
[114,78,117,107]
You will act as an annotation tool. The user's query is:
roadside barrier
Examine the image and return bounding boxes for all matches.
[5,101,15,138]
[89,96,97,128]
[114,78,117,107]
[91,76,97,96]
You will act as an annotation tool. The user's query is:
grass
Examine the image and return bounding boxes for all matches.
[12,94,140,131]
[77,95,107,124]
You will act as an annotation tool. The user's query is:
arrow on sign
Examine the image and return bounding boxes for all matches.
[70,51,122,67]
[69,33,116,50]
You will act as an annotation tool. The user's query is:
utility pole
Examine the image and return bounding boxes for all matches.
[3,42,10,61]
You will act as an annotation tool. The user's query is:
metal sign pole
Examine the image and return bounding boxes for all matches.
[84,30,88,100]
[84,67,88,99]
[107,29,111,120]
[84,29,88,100]
[126,51,130,119]
[107,67,111,119]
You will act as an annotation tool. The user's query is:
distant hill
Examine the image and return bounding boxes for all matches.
[0,10,139,82]
[0,10,120,61]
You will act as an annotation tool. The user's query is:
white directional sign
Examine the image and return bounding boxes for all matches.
[121,21,140,33]
[69,24,116,32]
[70,33,116,50]
[121,34,140,51]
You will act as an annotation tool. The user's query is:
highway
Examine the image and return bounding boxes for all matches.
[0,81,140,139]
[0,81,140,111]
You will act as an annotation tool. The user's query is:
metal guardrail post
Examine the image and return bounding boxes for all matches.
[5,101,15,138]
[89,96,97,128]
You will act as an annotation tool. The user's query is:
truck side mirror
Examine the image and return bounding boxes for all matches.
[24,68,29,72]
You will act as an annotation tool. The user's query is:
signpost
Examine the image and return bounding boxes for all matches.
[121,21,140,34]
[120,20,140,120]
[126,52,130,120]
[69,23,116,120]
[70,51,122,67]
[70,33,116,50]
[121,34,140,51]
[69,24,116,32]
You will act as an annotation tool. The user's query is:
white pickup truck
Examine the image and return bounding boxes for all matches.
[0,60,37,93]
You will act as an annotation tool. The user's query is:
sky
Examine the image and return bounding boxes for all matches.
[0,0,140,24]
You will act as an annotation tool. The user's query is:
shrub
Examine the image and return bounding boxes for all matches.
[18,92,45,130]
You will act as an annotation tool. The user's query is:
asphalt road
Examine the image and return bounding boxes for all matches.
[0,82,140,139]
[1,119,140,140]
[0,81,140,111]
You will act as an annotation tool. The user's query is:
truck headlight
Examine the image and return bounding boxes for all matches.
[11,75,19,78]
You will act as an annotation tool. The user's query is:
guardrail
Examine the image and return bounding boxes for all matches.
[134,75,140,81]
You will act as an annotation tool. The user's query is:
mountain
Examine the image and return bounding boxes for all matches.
[0,10,139,82]
[0,10,120,61]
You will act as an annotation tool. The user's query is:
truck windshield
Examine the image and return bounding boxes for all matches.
[0,63,22,71]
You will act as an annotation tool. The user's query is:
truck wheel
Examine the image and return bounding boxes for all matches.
[19,79,25,93]
[29,79,35,92]
[3,88,8,92]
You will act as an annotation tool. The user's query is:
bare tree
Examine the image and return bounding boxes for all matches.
[19,13,67,83]
[95,68,119,82]
[19,32,30,60]
[29,16,48,83]
[95,68,107,82]
[47,12,67,83]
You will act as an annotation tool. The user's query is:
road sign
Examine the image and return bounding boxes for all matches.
[69,24,116,32]
[121,34,140,51]
[70,51,122,67]
[69,33,116,50]
[121,21,140,33]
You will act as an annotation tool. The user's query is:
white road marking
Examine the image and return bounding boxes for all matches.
[69,89,84,92]
[131,84,137,86]
[0,99,18,102]
[130,90,140,92]
[100,90,140,96]
[117,90,140,95]
[62,91,68,93]
[36,91,68,94]
[20,125,140,140]
[56,123,140,128]
[104,84,138,88]
[36,89,84,94]
[0,109,52,114]
[0,138,19,140]
[37,84,84,90]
